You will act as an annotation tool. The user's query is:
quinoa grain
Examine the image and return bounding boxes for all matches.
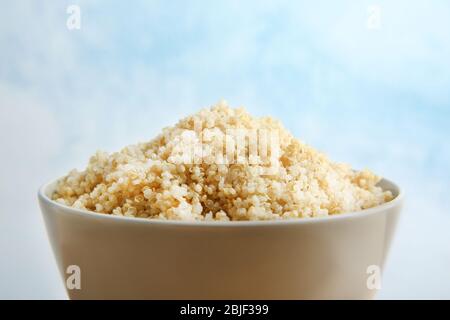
[52,102,393,221]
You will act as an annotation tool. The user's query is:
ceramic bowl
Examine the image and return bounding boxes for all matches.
[38,178,403,299]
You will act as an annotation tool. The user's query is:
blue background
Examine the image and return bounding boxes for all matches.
[0,0,449,298]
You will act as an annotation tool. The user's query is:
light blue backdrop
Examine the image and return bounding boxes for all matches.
[0,0,449,299]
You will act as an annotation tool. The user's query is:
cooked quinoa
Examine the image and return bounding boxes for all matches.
[52,101,393,221]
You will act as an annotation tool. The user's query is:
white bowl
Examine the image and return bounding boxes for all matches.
[38,178,403,299]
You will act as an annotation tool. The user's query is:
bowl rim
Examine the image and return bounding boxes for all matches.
[38,176,403,227]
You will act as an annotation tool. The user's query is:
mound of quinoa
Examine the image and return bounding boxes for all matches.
[52,101,393,221]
